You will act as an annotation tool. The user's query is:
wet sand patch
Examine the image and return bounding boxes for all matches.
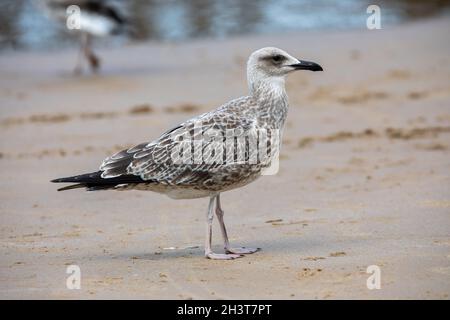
[0,103,199,128]
[298,126,450,148]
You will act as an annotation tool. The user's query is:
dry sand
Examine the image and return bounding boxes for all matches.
[0,17,449,299]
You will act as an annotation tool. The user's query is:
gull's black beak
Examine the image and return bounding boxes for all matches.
[290,60,323,72]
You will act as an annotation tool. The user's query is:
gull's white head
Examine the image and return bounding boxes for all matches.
[247,47,322,94]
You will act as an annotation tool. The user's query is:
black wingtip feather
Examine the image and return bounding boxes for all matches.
[57,184,87,191]
[51,171,149,191]
[51,171,103,184]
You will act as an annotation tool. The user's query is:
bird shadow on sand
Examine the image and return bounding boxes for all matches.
[79,236,326,262]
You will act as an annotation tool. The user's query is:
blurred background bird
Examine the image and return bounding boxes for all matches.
[36,0,129,74]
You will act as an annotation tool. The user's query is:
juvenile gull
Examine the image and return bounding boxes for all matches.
[39,0,128,74]
[52,47,323,260]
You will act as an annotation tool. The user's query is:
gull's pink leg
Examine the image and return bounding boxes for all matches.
[215,194,260,255]
[205,195,242,260]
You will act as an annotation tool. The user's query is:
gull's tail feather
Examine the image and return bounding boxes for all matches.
[51,171,148,191]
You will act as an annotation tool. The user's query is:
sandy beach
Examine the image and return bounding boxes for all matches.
[0,16,449,299]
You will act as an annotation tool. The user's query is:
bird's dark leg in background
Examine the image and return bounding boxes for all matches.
[81,32,100,73]
[215,193,260,255]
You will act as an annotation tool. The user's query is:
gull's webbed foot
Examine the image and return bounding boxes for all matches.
[226,247,260,254]
[206,252,243,260]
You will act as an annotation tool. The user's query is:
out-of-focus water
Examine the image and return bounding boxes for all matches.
[1,0,450,51]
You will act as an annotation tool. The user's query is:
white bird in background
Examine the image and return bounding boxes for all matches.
[38,0,129,74]
[52,47,323,260]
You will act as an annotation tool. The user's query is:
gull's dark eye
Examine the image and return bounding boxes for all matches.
[272,55,284,63]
